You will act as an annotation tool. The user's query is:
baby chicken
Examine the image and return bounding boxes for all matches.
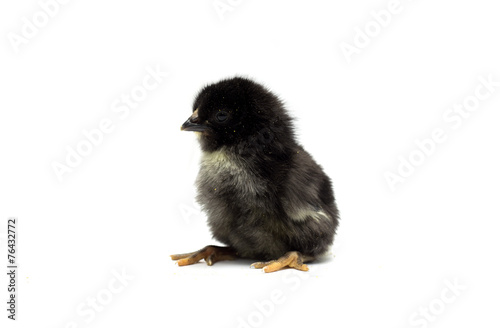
[171,77,339,272]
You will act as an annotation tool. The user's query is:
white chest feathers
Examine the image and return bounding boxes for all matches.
[198,149,266,197]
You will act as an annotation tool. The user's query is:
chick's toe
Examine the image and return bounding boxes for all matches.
[171,245,238,266]
[251,251,312,273]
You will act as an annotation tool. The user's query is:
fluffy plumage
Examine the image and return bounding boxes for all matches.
[186,77,339,261]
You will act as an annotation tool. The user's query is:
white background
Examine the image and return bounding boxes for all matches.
[1,0,499,327]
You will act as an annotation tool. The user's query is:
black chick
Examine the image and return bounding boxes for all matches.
[171,77,339,272]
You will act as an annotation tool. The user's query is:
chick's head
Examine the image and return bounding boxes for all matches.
[181,77,289,152]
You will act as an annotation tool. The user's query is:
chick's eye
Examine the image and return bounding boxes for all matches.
[215,111,229,123]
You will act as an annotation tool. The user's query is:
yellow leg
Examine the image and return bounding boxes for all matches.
[171,245,237,266]
[251,251,311,273]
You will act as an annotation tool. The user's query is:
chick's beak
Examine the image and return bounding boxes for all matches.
[181,108,208,132]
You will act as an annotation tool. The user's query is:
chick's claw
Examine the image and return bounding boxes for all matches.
[251,251,311,273]
[170,245,237,266]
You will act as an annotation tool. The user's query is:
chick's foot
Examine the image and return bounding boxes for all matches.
[170,245,237,266]
[251,251,312,273]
